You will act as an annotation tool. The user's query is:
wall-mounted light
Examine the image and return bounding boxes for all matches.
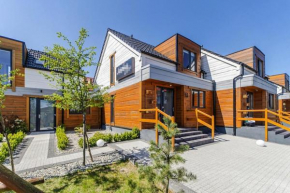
[185,93,189,97]
[243,94,248,99]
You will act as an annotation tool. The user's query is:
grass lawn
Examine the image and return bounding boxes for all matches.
[36,161,152,193]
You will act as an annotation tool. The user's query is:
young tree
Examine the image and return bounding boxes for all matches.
[0,65,21,172]
[139,117,196,193]
[40,28,110,166]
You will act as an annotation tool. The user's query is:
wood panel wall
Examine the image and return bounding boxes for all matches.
[0,37,25,87]
[268,74,286,88]
[56,108,101,130]
[280,99,290,112]
[104,83,141,129]
[154,35,177,61]
[227,47,254,69]
[2,96,27,121]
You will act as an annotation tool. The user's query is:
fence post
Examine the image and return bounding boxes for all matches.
[155,107,159,145]
[265,108,268,141]
[196,109,199,130]
[171,116,175,151]
[212,115,215,139]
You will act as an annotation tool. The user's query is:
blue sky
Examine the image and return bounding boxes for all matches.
[1,0,290,77]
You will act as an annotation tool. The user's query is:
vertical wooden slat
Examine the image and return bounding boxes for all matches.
[26,96,29,131]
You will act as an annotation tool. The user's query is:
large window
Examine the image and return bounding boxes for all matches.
[257,58,263,77]
[192,90,205,108]
[0,49,12,84]
[268,94,274,109]
[69,108,90,115]
[110,54,115,85]
[183,49,196,72]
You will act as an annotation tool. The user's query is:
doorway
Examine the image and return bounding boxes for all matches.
[247,92,254,117]
[156,87,174,119]
[29,98,56,131]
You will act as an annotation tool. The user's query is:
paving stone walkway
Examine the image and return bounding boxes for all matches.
[4,131,115,173]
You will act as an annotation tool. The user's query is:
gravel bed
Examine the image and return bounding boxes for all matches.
[55,129,116,155]
[20,151,124,179]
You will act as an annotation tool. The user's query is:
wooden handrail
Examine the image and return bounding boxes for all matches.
[237,108,290,141]
[139,107,175,149]
[195,109,215,139]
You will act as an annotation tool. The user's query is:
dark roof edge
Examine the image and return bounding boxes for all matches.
[176,33,202,47]
[226,46,265,57]
[155,33,178,48]
[202,48,257,72]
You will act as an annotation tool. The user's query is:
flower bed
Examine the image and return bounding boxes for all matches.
[56,126,69,150]
[0,131,26,163]
[78,127,140,148]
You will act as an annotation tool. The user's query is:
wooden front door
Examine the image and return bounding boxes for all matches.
[156,87,174,119]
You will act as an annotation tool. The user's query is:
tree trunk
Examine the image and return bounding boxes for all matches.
[0,164,43,193]
[0,113,15,173]
[82,113,86,166]
[85,133,94,162]
[165,177,169,193]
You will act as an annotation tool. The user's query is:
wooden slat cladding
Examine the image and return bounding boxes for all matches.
[183,86,213,128]
[154,35,177,61]
[227,47,254,68]
[104,83,140,129]
[56,108,101,130]
[2,96,27,121]
[216,88,242,127]
[0,37,25,87]
[268,74,286,88]
[176,35,201,78]
[280,99,290,112]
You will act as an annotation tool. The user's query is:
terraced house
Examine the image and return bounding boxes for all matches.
[96,29,290,146]
[0,36,101,131]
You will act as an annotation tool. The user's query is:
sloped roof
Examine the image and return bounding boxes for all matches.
[108,28,175,63]
[25,49,49,70]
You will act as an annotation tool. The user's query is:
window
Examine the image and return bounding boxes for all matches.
[257,58,263,77]
[110,96,115,123]
[69,108,90,115]
[286,74,289,92]
[183,49,196,71]
[110,55,115,85]
[0,49,12,84]
[268,94,274,109]
[192,90,205,108]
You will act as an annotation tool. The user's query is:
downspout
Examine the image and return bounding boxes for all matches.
[233,64,244,136]
[212,80,216,127]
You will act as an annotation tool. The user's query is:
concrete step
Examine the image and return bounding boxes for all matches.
[178,128,197,133]
[175,134,208,143]
[176,131,203,137]
[277,131,290,139]
[175,137,214,148]
[274,128,287,135]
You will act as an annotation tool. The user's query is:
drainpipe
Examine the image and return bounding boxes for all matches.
[233,64,244,136]
[212,80,216,127]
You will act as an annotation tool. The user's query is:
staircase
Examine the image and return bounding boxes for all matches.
[268,126,290,145]
[175,128,214,148]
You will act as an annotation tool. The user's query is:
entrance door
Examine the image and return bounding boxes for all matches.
[156,87,174,120]
[247,92,254,117]
[29,98,56,131]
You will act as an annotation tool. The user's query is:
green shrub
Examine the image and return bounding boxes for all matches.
[74,125,91,134]
[0,115,27,134]
[113,133,121,142]
[113,127,140,142]
[0,133,3,142]
[0,131,26,163]
[56,126,69,150]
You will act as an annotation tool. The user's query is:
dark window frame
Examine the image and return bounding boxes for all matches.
[183,49,197,72]
[285,74,289,92]
[69,107,91,115]
[0,48,12,85]
[110,54,115,86]
[192,90,206,108]
[257,58,264,77]
[268,94,274,109]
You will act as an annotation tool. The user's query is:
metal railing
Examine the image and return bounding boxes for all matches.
[237,109,290,141]
[139,107,175,149]
[195,109,215,139]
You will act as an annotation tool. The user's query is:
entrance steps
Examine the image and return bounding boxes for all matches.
[268,126,290,139]
[175,128,214,148]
